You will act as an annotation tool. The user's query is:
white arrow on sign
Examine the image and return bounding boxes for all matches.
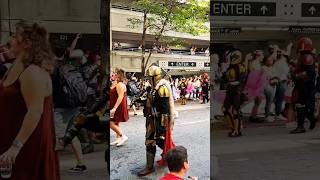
[260,5,268,15]
[309,6,316,15]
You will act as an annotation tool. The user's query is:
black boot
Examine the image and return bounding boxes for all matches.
[290,127,306,134]
[138,152,155,176]
[291,106,306,134]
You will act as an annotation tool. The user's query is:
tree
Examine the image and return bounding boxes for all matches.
[100,0,110,78]
[127,0,209,74]
[100,0,110,175]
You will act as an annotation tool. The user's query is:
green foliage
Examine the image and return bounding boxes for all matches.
[127,0,209,44]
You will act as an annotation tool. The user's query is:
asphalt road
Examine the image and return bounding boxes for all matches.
[110,102,211,180]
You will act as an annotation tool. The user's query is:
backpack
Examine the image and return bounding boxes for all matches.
[58,63,88,107]
[127,81,140,96]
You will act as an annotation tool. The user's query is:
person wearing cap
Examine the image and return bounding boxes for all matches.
[222,49,247,137]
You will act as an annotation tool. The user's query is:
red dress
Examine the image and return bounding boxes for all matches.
[0,80,60,180]
[110,86,129,123]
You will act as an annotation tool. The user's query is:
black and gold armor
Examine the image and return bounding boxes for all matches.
[179,78,187,105]
[223,50,247,137]
[138,64,174,176]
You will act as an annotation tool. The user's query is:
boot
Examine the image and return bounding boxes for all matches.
[138,152,155,176]
[290,127,306,134]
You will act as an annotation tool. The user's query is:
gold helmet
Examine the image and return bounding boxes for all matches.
[147,64,162,87]
[148,65,161,76]
[230,50,242,65]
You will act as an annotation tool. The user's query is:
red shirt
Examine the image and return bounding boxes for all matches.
[160,173,184,180]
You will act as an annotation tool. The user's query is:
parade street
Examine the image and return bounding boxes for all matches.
[212,100,320,180]
[59,144,108,180]
[110,102,210,180]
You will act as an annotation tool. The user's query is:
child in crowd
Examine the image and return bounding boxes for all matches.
[160,146,198,180]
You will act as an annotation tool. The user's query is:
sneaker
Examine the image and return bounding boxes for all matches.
[68,165,87,173]
[110,138,121,146]
[266,116,275,123]
[116,135,128,146]
[276,115,287,121]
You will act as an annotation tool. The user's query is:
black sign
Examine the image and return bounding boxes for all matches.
[302,3,320,17]
[204,62,210,67]
[211,27,241,34]
[168,62,196,67]
[211,1,276,17]
[289,26,320,34]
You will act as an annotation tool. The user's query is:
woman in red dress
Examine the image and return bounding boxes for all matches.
[0,21,60,179]
[110,68,129,147]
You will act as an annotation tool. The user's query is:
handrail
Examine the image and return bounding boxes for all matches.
[111,4,144,13]
[112,47,209,56]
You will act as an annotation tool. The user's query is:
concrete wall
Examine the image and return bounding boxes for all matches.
[0,0,101,43]
[1,1,209,44]
[111,50,210,72]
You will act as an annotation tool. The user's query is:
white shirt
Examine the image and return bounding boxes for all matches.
[193,80,201,88]
[273,57,289,81]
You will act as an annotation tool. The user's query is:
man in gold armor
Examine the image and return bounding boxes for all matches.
[223,49,247,137]
[138,64,175,176]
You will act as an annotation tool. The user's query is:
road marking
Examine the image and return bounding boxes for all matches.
[176,120,208,126]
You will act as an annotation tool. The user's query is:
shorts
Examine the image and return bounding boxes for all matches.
[127,96,134,106]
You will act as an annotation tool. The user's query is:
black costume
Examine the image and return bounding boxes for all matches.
[291,39,317,133]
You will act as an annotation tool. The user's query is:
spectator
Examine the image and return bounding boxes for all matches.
[193,77,201,100]
[205,47,210,56]
[127,76,139,115]
[273,47,290,121]
[0,20,59,179]
[110,68,129,146]
[160,146,197,180]
[117,41,122,48]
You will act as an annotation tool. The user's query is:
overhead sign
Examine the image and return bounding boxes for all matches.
[211,1,276,16]
[159,61,210,70]
[302,3,320,17]
[289,26,320,34]
[211,27,241,34]
[168,62,196,67]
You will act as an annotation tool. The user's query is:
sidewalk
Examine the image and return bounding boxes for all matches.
[211,100,289,130]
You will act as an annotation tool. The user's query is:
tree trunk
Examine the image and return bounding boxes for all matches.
[100,0,110,175]
[100,0,110,80]
[141,10,148,75]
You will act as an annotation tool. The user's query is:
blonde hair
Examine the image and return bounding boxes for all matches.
[15,20,55,73]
